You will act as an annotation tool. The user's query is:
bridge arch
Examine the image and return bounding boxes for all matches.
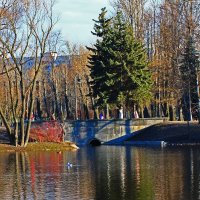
[88,138,101,146]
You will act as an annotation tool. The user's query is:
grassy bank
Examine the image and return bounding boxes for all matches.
[0,142,79,153]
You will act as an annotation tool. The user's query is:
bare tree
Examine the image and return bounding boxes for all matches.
[148,0,200,120]
[111,0,147,40]
[0,0,57,146]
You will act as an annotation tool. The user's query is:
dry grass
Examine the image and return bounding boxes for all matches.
[0,142,79,152]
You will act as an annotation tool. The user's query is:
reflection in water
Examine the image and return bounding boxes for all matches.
[0,146,200,200]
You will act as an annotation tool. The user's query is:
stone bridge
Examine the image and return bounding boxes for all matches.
[63,118,167,146]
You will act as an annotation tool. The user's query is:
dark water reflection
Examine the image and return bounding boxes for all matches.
[0,146,200,200]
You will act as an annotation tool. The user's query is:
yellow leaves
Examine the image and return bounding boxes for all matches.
[149,56,171,68]
[26,67,35,80]
[69,47,90,82]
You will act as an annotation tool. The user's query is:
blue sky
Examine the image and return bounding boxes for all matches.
[54,0,112,45]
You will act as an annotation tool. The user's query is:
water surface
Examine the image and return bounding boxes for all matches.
[0,146,199,200]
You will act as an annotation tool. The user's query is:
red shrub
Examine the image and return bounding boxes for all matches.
[29,121,64,143]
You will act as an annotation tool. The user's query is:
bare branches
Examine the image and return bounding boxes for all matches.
[0,0,57,146]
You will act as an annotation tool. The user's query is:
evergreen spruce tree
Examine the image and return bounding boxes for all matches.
[104,12,152,108]
[87,9,152,116]
[87,7,112,107]
[179,36,199,121]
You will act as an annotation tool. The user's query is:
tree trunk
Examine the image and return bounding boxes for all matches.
[43,80,49,118]
[52,82,60,119]
[83,101,89,119]
[106,104,110,119]
[141,106,144,118]
[24,82,36,147]
[14,120,18,147]
[64,93,71,119]
[20,97,26,146]
[85,76,97,119]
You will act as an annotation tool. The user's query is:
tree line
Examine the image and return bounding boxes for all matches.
[0,0,200,147]
[110,0,200,121]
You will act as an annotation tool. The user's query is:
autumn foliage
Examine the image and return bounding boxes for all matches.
[29,121,64,143]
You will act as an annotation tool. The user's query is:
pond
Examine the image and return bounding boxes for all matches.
[0,145,199,200]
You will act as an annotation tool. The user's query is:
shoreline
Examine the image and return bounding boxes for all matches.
[0,142,79,153]
[1,121,200,149]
